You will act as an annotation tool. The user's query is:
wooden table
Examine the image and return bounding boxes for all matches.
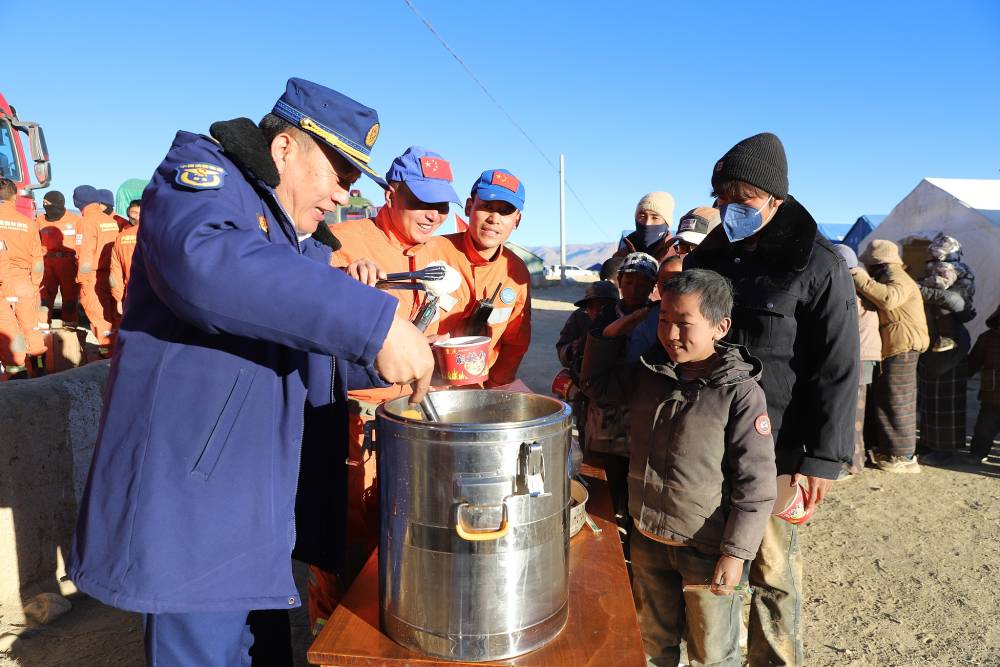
[308,514,645,666]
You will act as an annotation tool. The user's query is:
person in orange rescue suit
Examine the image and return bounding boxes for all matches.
[37,190,81,327]
[0,178,47,373]
[312,146,461,635]
[0,237,30,377]
[74,185,120,356]
[427,168,531,388]
[109,199,141,317]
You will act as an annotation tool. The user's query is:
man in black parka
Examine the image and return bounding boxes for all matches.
[685,132,858,666]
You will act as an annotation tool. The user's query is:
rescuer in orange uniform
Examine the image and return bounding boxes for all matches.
[428,168,531,387]
[37,190,81,327]
[74,186,120,356]
[0,178,47,371]
[310,146,460,634]
[0,238,30,376]
[109,199,141,317]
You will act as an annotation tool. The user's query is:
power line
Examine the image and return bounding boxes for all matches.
[401,0,611,239]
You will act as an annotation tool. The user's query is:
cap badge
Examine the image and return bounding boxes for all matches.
[500,287,516,305]
[175,163,226,190]
[679,218,697,232]
[419,156,453,182]
[490,171,520,192]
[364,123,380,148]
[257,214,269,234]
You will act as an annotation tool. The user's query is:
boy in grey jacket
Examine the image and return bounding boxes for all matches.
[581,269,776,667]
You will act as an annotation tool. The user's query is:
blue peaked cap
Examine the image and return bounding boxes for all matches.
[272,77,387,188]
[73,185,101,210]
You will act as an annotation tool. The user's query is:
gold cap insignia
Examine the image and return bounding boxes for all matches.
[365,123,380,148]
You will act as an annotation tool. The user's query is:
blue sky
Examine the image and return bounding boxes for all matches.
[8,1,999,247]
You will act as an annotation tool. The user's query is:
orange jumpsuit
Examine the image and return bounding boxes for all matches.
[307,208,446,633]
[37,210,81,325]
[0,242,29,371]
[109,222,139,313]
[0,200,46,357]
[427,231,532,387]
[76,203,120,349]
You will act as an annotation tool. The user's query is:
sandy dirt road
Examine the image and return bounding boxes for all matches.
[3,282,998,666]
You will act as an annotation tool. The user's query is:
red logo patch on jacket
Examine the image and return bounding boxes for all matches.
[755,414,772,436]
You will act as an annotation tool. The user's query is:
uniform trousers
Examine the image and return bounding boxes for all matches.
[143,609,292,667]
[40,254,79,324]
[7,279,47,355]
[78,270,117,347]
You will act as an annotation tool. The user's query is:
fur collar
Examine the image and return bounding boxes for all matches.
[688,195,817,271]
[208,117,340,251]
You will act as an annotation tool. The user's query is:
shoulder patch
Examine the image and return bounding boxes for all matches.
[500,287,516,305]
[754,414,772,436]
[175,163,226,190]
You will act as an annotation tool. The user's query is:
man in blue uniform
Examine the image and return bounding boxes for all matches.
[69,78,434,665]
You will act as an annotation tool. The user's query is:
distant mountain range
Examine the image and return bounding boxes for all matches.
[527,243,618,270]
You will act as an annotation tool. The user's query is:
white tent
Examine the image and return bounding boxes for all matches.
[860,178,1000,338]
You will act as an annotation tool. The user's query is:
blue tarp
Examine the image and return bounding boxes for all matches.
[841,215,886,251]
[817,223,854,244]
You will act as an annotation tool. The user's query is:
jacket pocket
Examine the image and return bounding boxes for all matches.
[737,287,798,350]
[191,369,254,480]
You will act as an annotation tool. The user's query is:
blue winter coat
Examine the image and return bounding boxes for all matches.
[68,129,397,614]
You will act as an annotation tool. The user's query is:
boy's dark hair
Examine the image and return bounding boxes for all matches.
[659,269,733,325]
[0,177,15,201]
[600,256,624,280]
[128,199,141,210]
[710,179,770,203]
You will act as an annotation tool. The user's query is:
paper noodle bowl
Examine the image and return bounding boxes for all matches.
[772,474,815,525]
[433,336,491,386]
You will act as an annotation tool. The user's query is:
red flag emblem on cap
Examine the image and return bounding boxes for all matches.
[491,171,520,192]
[420,156,453,182]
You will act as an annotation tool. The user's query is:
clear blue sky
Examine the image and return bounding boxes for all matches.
[8,1,999,247]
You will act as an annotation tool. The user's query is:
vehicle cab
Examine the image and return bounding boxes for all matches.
[0,92,51,218]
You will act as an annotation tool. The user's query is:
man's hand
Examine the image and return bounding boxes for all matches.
[793,473,832,514]
[375,316,435,403]
[345,258,386,287]
[711,554,744,596]
[602,306,652,338]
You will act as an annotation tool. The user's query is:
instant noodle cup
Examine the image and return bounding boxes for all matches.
[433,336,491,386]
[772,475,815,525]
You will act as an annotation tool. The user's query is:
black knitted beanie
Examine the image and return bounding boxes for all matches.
[711,132,788,199]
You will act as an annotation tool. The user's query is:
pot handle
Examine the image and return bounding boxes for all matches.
[455,501,509,542]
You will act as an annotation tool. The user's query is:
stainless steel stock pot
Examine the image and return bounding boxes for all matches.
[375,389,573,661]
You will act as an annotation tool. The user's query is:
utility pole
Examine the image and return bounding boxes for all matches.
[559,154,566,284]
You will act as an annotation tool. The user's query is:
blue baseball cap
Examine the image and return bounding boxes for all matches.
[73,185,100,210]
[385,146,461,205]
[271,77,387,188]
[471,169,525,211]
[97,189,115,209]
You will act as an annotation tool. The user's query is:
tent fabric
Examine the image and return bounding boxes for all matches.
[115,178,149,216]
[841,215,885,251]
[817,223,854,243]
[859,178,1000,338]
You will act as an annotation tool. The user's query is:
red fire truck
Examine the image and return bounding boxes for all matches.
[0,91,50,218]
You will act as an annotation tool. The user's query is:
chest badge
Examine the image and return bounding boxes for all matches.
[257,214,269,234]
[499,287,516,305]
[175,163,226,190]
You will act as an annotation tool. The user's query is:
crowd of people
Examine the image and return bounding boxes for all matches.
[554,133,998,665]
[7,75,995,666]
[0,179,141,378]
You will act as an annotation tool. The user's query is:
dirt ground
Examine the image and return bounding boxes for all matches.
[3,282,999,666]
